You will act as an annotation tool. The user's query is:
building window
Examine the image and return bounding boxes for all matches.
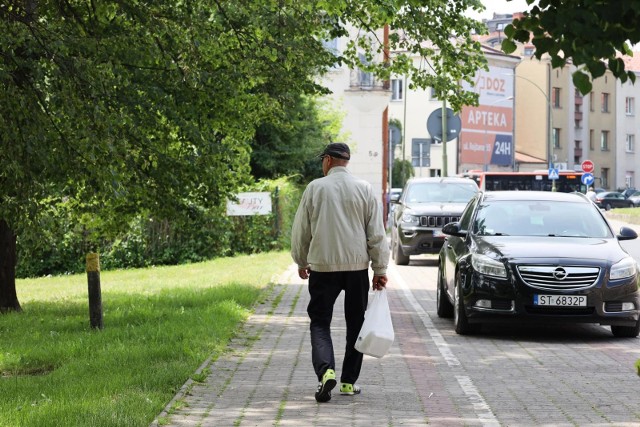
[601,130,609,150]
[391,79,403,101]
[553,128,561,148]
[523,46,535,56]
[430,87,438,100]
[589,92,594,112]
[322,38,340,68]
[626,97,635,115]
[589,129,594,150]
[601,93,610,113]
[626,134,635,153]
[626,173,634,189]
[601,168,609,188]
[552,87,561,108]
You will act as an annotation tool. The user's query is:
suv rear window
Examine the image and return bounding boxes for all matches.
[405,182,478,203]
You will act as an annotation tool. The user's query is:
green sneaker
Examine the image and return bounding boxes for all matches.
[315,369,336,403]
[340,383,361,396]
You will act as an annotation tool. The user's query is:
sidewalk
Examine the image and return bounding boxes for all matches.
[151,263,444,427]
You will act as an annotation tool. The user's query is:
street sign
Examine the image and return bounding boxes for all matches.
[581,159,594,173]
[548,168,559,180]
[426,108,461,142]
[581,173,595,186]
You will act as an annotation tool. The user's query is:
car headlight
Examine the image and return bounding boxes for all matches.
[471,254,507,278]
[401,211,419,225]
[610,257,637,280]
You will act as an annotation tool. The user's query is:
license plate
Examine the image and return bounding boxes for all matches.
[534,294,587,307]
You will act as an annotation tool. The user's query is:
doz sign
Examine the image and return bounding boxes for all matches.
[581,160,594,174]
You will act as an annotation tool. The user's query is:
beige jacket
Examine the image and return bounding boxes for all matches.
[291,166,389,275]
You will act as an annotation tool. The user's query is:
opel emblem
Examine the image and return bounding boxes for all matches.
[553,267,568,280]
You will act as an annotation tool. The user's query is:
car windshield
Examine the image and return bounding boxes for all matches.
[473,200,612,238]
[405,182,478,203]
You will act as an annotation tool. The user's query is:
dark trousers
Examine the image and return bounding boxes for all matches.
[307,269,369,384]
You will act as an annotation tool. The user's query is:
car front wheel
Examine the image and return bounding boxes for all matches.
[611,319,640,338]
[437,262,453,318]
[453,271,478,334]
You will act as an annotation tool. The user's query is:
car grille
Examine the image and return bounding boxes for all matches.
[419,216,460,227]
[516,265,600,291]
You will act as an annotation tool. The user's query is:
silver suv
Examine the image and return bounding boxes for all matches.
[390,177,478,265]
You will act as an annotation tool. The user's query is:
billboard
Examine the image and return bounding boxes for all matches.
[460,66,514,167]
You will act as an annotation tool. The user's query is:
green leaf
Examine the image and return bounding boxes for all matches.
[587,61,607,78]
[501,39,517,54]
[572,70,592,95]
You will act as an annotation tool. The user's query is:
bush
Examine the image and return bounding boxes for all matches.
[16,178,303,278]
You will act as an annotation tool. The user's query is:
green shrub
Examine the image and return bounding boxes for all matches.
[16,178,303,278]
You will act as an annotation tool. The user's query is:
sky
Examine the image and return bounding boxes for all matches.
[466,0,531,21]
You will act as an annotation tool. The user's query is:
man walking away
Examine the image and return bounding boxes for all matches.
[291,142,390,403]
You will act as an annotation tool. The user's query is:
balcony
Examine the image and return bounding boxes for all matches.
[349,69,386,91]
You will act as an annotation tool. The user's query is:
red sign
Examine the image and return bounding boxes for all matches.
[581,160,594,173]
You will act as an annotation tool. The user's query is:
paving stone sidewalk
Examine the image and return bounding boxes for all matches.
[151,263,445,427]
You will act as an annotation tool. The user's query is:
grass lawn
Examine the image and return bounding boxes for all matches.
[0,251,293,427]
[605,207,640,224]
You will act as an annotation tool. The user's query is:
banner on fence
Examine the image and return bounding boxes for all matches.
[226,192,272,216]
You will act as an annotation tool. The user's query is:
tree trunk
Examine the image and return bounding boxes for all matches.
[0,219,21,313]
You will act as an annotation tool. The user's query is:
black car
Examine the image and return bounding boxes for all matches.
[390,177,478,265]
[437,191,640,337]
[594,191,634,210]
[621,187,637,198]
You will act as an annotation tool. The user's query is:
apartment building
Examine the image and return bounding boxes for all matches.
[318,28,390,205]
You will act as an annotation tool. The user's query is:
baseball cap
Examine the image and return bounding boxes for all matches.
[318,143,351,160]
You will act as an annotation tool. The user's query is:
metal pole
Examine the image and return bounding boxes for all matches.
[442,99,448,177]
[509,73,555,190]
[389,127,393,190]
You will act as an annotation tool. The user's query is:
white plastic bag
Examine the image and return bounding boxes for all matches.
[354,289,394,358]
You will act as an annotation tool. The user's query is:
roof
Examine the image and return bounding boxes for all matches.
[515,151,546,163]
[481,190,589,203]
[407,176,477,185]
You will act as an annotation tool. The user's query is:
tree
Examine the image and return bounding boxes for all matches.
[392,159,415,189]
[502,0,640,94]
[250,96,343,182]
[1,0,488,312]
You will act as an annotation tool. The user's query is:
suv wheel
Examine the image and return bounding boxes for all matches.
[394,235,410,265]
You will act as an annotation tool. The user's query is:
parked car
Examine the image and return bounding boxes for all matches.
[594,191,634,210]
[627,191,640,207]
[621,187,637,198]
[437,191,640,337]
[390,177,478,265]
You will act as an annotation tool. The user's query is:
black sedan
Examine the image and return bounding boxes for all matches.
[437,191,640,337]
[594,191,634,210]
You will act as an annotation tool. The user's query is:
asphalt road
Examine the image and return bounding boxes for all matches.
[388,215,640,426]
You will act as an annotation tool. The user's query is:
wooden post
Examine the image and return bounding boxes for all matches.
[86,253,103,329]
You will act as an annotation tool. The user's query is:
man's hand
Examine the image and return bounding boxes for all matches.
[298,267,311,280]
[372,274,388,290]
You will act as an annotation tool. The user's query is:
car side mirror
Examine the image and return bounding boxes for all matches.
[390,193,401,204]
[442,222,467,237]
[616,226,638,241]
